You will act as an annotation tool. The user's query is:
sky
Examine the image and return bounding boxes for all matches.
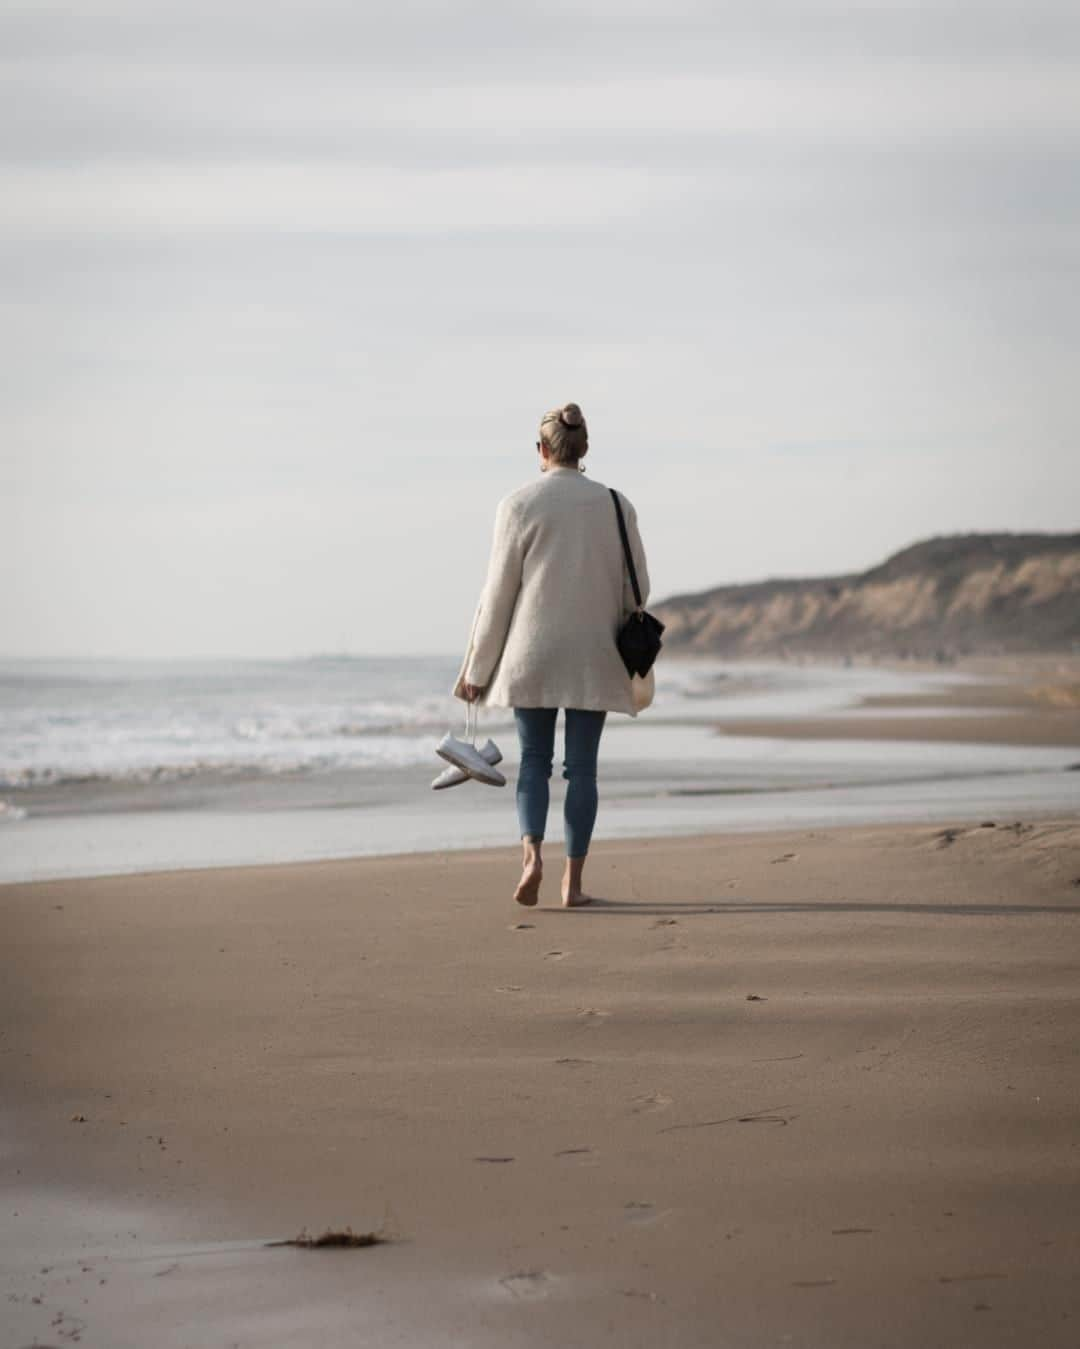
[3,0,1078,660]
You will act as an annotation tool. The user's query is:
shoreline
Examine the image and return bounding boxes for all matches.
[4,817,1080,1346]
[1,803,1077,892]
[3,656,1078,886]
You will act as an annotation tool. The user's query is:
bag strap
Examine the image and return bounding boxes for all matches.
[609,488,643,613]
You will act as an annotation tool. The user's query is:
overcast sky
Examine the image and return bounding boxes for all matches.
[3,0,1077,659]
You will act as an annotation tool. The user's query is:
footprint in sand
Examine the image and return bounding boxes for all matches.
[544,950,570,961]
[577,1007,610,1022]
[623,1201,669,1226]
[630,1091,673,1114]
[499,1270,551,1300]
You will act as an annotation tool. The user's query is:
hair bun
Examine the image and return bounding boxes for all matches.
[560,403,584,428]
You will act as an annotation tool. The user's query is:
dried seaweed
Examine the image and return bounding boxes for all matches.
[266,1225,388,1250]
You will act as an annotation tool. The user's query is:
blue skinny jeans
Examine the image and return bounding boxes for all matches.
[513,707,607,859]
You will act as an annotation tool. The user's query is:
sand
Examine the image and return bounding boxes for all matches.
[713,710,1080,747]
[4,816,1080,1347]
[712,661,1080,748]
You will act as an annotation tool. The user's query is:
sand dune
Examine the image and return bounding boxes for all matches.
[656,532,1080,658]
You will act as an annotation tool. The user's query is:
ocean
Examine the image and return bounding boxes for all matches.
[2,656,1078,883]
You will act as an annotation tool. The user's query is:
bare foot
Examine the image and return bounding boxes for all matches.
[561,889,593,909]
[514,859,543,907]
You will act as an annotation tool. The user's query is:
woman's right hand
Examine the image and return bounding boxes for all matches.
[462,683,484,702]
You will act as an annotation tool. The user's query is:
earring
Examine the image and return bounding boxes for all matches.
[578,461,586,474]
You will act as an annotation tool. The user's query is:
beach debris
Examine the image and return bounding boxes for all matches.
[473,1155,515,1164]
[494,985,523,993]
[770,852,797,863]
[832,1227,874,1235]
[935,828,961,848]
[1065,762,1080,772]
[554,1146,592,1156]
[979,820,996,828]
[746,994,767,1001]
[651,918,679,927]
[510,923,534,930]
[266,1225,388,1249]
[544,949,568,960]
[555,1057,592,1066]
[70,1113,87,1123]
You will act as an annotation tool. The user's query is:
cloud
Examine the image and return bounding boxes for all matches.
[0,160,688,239]
[1,0,1077,657]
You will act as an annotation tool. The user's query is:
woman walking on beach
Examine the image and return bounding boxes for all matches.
[453,402,651,909]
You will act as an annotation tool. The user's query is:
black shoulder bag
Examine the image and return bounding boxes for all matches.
[610,489,664,678]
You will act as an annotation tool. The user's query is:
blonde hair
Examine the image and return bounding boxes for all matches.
[539,402,588,465]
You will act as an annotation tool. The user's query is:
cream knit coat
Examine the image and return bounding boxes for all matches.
[452,465,650,715]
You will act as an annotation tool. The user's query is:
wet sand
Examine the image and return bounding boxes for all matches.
[3,818,1080,1347]
[713,663,1080,748]
[713,710,1080,747]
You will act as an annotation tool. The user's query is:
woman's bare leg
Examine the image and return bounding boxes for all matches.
[560,709,604,908]
[514,836,544,907]
[561,855,592,908]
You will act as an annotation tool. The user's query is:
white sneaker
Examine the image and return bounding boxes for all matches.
[436,732,507,787]
[431,739,503,790]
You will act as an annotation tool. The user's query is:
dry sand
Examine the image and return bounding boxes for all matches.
[3,817,1080,1347]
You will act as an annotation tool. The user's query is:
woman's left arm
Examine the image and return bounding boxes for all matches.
[455,497,525,697]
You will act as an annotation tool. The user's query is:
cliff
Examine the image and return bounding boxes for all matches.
[654,533,1080,659]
